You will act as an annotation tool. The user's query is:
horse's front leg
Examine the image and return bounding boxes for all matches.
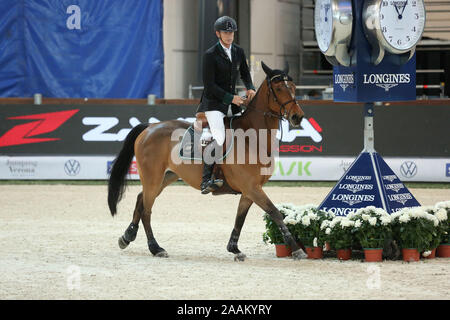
[227,195,253,261]
[247,187,307,259]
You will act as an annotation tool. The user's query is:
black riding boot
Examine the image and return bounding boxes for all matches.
[200,140,223,194]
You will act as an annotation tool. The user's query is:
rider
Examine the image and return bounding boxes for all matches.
[197,16,256,194]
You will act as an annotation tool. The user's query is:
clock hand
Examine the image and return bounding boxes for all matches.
[399,0,408,16]
[393,3,402,19]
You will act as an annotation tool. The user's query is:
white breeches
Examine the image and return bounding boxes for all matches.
[204,110,226,146]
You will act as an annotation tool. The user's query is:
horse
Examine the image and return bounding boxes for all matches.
[107,61,307,261]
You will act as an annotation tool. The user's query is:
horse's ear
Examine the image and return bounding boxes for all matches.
[283,61,289,75]
[261,61,273,77]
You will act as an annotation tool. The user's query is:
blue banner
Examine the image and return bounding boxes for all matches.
[0,0,164,98]
[319,152,421,216]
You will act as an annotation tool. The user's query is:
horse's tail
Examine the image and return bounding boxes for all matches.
[108,123,148,216]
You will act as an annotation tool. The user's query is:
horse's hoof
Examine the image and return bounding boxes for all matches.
[154,250,169,258]
[292,249,307,260]
[118,236,129,250]
[234,253,246,262]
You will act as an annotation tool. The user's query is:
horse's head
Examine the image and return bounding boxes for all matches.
[261,61,304,127]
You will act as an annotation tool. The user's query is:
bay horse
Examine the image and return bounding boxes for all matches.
[107,61,307,261]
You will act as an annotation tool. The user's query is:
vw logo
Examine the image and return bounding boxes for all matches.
[400,161,417,178]
[64,159,81,176]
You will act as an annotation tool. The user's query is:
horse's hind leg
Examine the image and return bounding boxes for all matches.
[227,195,253,261]
[140,170,176,258]
[118,192,143,250]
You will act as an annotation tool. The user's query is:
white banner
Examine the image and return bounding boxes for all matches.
[0,156,449,182]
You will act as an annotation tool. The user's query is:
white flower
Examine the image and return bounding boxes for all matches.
[435,201,450,210]
[308,212,318,220]
[325,228,331,235]
[425,213,439,227]
[354,220,362,228]
[380,216,391,225]
[399,213,410,223]
[320,220,330,230]
[361,214,370,221]
[422,251,431,257]
[341,218,352,228]
[368,217,377,226]
[435,208,448,222]
[313,237,318,247]
[375,208,387,216]
[301,216,311,226]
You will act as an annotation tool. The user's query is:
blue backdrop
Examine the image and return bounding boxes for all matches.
[0,0,164,98]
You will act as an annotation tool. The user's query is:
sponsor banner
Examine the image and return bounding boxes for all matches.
[319,153,421,216]
[1,156,449,182]
[0,104,449,158]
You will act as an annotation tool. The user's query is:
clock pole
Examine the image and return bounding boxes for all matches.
[317,0,425,215]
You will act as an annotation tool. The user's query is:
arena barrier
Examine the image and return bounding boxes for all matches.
[0,102,449,182]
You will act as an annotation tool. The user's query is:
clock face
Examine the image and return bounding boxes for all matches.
[315,0,333,53]
[379,0,426,51]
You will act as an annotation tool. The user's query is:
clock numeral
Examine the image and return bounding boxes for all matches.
[412,26,416,32]
[389,36,393,42]
[415,13,419,19]
[412,0,417,6]
[381,14,384,20]
[397,39,402,45]
[382,26,387,33]
[382,1,388,6]
[406,36,411,42]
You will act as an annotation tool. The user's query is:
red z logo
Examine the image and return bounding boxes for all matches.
[0,110,79,147]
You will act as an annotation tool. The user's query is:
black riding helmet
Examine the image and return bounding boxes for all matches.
[214,16,237,32]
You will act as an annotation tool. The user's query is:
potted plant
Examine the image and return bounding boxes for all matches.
[323,216,355,261]
[348,206,392,262]
[290,206,333,259]
[391,207,439,262]
[434,201,449,258]
[421,205,447,259]
[262,203,297,257]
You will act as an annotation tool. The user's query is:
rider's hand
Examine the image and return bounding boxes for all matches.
[232,95,245,106]
[246,89,256,101]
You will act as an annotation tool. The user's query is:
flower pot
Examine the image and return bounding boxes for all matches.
[275,244,292,257]
[437,244,450,258]
[402,248,420,262]
[363,248,383,262]
[324,242,331,251]
[336,249,352,261]
[423,248,436,259]
[305,246,323,259]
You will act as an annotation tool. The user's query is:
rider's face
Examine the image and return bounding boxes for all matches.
[216,31,234,47]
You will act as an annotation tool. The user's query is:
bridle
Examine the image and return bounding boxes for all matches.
[245,73,298,121]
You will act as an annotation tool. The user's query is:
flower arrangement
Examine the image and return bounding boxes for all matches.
[434,201,449,245]
[322,216,355,250]
[262,201,449,260]
[347,206,392,249]
[390,206,439,252]
[283,205,334,248]
[262,203,299,245]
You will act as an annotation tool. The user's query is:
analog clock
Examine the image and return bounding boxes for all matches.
[363,0,426,64]
[315,0,333,54]
[314,0,353,66]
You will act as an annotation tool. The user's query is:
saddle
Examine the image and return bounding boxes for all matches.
[179,112,240,195]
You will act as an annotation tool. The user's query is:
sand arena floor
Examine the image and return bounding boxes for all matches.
[0,184,449,300]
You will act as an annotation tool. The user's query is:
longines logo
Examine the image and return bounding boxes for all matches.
[334,74,354,92]
[363,73,411,92]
